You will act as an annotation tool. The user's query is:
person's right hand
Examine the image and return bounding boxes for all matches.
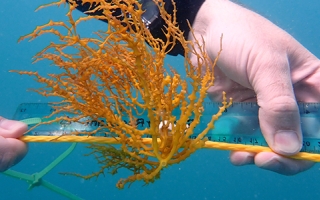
[0,117,28,172]
[190,0,320,175]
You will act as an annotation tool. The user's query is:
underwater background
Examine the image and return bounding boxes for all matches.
[1,0,320,199]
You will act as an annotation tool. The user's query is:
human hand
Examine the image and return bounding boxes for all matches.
[0,117,28,172]
[190,0,320,175]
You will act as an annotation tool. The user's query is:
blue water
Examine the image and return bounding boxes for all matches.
[1,0,320,199]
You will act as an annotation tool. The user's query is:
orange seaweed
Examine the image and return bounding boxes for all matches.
[14,0,231,188]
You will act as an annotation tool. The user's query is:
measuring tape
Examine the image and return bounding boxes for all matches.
[13,102,320,154]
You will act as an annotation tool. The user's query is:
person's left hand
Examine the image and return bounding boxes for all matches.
[0,117,28,171]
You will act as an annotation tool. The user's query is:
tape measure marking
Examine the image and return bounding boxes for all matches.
[13,102,320,153]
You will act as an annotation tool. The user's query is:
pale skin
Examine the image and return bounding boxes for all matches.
[0,117,27,172]
[2,0,319,174]
[190,0,320,174]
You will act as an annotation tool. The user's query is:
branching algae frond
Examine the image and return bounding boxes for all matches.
[16,0,231,188]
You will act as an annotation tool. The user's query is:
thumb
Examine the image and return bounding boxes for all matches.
[259,97,302,155]
[0,117,28,138]
[252,58,302,156]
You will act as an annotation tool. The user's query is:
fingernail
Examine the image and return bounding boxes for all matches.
[0,118,13,129]
[0,118,8,127]
[0,118,25,131]
[235,155,255,166]
[243,154,255,165]
[230,152,255,166]
[259,156,282,171]
[274,130,301,155]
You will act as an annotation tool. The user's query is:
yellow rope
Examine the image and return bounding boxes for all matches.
[20,135,320,162]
